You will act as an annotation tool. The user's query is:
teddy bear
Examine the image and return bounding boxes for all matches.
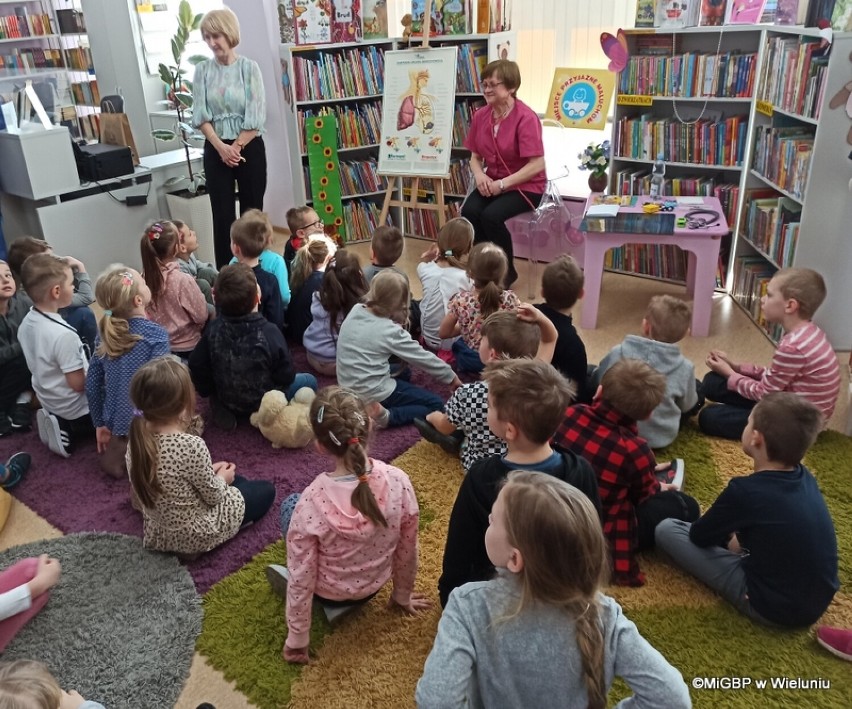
[250,387,316,449]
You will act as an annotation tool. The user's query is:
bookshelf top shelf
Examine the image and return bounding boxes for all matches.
[762,104,819,126]
[614,156,743,171]
[286,38,392,53]
[619,95,753,103]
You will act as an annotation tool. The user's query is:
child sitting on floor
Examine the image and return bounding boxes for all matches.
[555,359,699,587]
[594,294,699,448]
[0,554,60,653]
[0,260,33,436]
[230,208,290,307]
[174,220,218,306]
[284,205,325,278]
[268,386,430,665]
[439,242,520,373]
[286,237,334,344]
[656,392,839,628]
[302,249,367,376]
[17,254,93,458]
[189,264,316,430]
[140,221,209,358]
[230,212,285,330]
[414,306,557,468]
[699,267,840,440]
[362,225,408,285]
[438,359,599,607]
[128,357,275,557]
[337,270,461,428]
[0,659,107,708]
[417,217,474,355]
[418,472,691,709]
[85,266,170,478]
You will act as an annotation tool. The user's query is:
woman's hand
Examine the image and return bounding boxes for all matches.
[217,142,242,167]
[475,170,493,197]
[389,591,433,615]
[213,461,236,484]
[95,426,111,454]
[283,643,310,664]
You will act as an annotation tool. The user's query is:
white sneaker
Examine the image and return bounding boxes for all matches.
[36,408,49,447]
[42,411,70,458]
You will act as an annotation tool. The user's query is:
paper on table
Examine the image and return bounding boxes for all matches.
[675,197,704,204]
[586,204,619,217]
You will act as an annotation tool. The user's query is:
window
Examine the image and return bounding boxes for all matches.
[135,1,219,76]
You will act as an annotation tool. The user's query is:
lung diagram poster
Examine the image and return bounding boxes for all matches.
[379,46,457,177]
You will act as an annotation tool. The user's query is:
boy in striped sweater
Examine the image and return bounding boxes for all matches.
[698,268,840,440]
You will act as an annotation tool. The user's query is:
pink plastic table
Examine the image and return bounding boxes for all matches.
[579,195,728,337]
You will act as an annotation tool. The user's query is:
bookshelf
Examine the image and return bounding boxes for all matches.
[53,0,98,140]
[280,31,514,243]
[609,25,852,349]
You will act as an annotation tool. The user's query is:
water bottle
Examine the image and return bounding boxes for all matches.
[649,152,666,198]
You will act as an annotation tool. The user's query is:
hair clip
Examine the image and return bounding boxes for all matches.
[103,309,112,317]
[132,407,143,417]
[316,405,324,423]
[354,412,366,427]
[444,249,454,257]
[120,271,134,287]
[148,223,164,240]
[328,430,341,446]
[348,437,360,446]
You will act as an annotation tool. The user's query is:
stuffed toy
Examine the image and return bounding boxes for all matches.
[401,13,412,42]
[251,387,316,449]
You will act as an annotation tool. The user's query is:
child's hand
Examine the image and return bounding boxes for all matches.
[515,302,541,323]
[60,690,86,709]
[448,375,463,391]
[95,426,111,454]
[420,244,440,262]
[727,533,743,554]
[64,256,85,273]
[29,554,61,597]
[659,482,679,492]
[283,642,310,664]
[389,591,433,615]
[213,461,236,484]
[706,352,734,378]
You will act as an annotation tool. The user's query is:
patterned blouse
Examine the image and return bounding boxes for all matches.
[129,433,245,555]
[192,56,266,139]
[447,288,520,349]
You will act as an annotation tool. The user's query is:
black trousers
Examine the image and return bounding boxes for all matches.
[0,354,30,413]
[461,189,543,282]
[203,137,268,268]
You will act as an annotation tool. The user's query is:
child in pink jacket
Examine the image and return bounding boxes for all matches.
[268,386,430,664]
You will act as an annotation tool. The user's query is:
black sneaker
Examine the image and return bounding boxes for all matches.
[9,403,32,431]
[414,418,463,456]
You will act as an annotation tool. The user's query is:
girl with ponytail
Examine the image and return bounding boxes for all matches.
[271,386,429,665]
[438,241,520,373]
[85,266,169,478]
[417,471,690,709]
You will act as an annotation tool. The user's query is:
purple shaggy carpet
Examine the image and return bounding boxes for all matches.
[1,350,455,593]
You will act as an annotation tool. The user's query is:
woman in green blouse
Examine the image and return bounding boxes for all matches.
[193,8,267,268]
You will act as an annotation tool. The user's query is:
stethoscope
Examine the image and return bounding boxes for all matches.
[679,208,721,229]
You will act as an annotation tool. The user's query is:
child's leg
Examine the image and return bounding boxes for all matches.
[697,404,752,440]
[99,435,128,479]
[231,475,275,527]
[286,373,319,400]
[195,276,214,305]
[636,491,699,551]
[279,493,301,536]
[451,339,484,374]
[59,305,97,357]
[0,557,51,652]
[306,352,337,377]
[700,372,755,408]
[655,519,773,625]
[0,354,31,435]
[197,266,219,288]
[380,379,445,427]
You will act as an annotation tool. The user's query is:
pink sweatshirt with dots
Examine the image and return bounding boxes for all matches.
[285,459,420,648]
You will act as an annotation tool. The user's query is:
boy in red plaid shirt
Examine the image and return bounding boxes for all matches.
[554,359,699,586]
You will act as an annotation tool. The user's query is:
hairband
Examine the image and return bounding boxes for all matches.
[357,473,369,484]
[444,249,454,257]
[348,437,359,446]
[328,430,341,446]
[103,309,112,317]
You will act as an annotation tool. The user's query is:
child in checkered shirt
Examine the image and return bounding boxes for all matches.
[414,305,557,471]
[553,359,699,587]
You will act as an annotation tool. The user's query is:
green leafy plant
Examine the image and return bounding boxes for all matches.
[151,0,208,193]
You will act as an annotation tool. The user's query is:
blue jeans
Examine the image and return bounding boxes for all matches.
[380,378,444,427]
[60,305,97,358]
[232,474,275,527]
[287,372,318,400]
[279,492,301,536]
[452,339,484,374]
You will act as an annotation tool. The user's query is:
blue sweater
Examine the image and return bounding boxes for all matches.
[85,318,170,435]
[689,464,838,627]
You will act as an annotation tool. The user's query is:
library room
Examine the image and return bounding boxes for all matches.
[0,1,850,707]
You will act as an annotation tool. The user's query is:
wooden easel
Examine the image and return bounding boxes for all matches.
[378,0,450,235]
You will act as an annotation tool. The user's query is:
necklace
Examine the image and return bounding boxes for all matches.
[491,103,513,123]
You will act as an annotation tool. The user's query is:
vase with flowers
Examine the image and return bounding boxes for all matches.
[578,140,611,193]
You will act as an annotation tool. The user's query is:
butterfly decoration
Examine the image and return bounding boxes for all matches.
[601,29,629,73]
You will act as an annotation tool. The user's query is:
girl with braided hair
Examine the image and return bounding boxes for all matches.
[269,386,429,665]
[417,471,690,709]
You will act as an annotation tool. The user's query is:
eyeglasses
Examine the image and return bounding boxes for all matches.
[300,219,323,231]
[482,81,504,90]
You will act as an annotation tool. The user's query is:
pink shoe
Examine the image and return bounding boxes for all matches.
[816,626,852,662]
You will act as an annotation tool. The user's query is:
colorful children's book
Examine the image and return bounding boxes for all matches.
[775,0,800,23]
[725,0,768,23]
[294,0,332,45]
[363,0,389,38]
[441,0,470,34]
[411,0,443,35]
[656,0,696,28]
[330,0,362,43]
[699,0,728,24]
[635,0,658,26]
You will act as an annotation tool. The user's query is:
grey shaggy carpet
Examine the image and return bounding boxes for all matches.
[0,533,202,708]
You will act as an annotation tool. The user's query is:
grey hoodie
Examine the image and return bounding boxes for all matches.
[597,334,697,448]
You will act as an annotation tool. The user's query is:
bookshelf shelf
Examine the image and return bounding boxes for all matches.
[740,235,781,270]
[0,34,58,43]
[296,93,383,107]
[769,105,819,126]
[634,95,753,103]
[748,169,803,206]
[614,156,742,171]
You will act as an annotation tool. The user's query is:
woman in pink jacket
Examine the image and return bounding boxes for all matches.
[267,386,430,664]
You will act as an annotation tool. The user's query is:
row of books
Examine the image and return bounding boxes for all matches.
[410,0,511,36]
[404,199,464,239]
[741,189,801,268]
[617,51,756,99]
[64,46,93,73]
[0,12,54,39]
[751,125,814,199]
[757,35,829,121]
[401,158,473,197]
[292,45,386,103]
[452,98,484,146]
[454,42,488,94]
[604,243,688,283]
[297,101,383,153]
[70,79,99,107]
[342,198,394,243]
[304,158,389,201]
[733,256,783,341]
[613,113,748,166]
[0,48,63,70]
[59,109,99,142]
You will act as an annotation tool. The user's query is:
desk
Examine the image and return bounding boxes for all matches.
[579,195,728,337]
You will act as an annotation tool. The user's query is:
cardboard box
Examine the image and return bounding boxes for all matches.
[0,126,81,200]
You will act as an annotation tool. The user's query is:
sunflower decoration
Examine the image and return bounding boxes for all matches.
[333,216,343,227]
[312,134,322,144]
[323,147,333,157]
[314,119,324,129]
[326,161,335,172]
[318,190,327,201]
[324,204,334,213]
[320,176,329,186]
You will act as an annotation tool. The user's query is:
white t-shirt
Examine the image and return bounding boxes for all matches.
[18,308,89,420]
[417,261,471,350]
